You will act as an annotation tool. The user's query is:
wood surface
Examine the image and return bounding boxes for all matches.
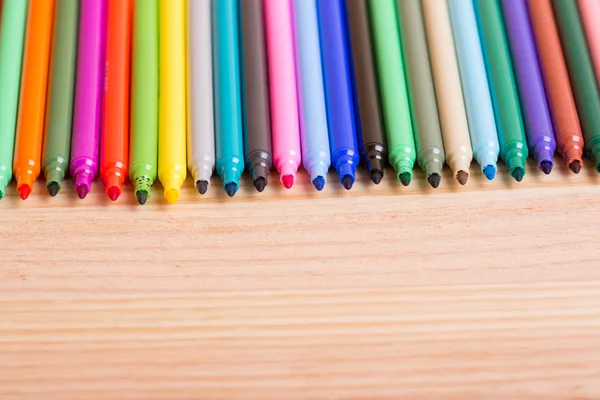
[1,159,600,399]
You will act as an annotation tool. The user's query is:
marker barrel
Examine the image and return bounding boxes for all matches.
[422,0,473,180]
[0,0,28,198]
[43,0,79,192]
[129,0,158,201]
[292,0,330,186]
[213,0,244,195]
[188,0,215,189]
[70,0,106,198]
[448,0,499,177]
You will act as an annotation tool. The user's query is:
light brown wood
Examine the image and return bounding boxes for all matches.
[2,160,600,399]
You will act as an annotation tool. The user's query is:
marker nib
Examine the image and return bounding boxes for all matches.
[399,172,411,186]
[165,188,179,204]
[253,177,267,192]
[312,176,325,191]
[512,167,525,182]
[427,173,441,188]
[341,175,354,190]
[106,186,121,201]
[18,184,31,200]
[225,182,238,197]
[540,160,553,175]
[569,160,581,174]
[196,180,209,195]
[47,182,60,197]
[281,174,294,189]
[136,190,148,205]
[482,165,496,180]
[76,185,89,199]
[456,170,468,185]
[0,190,4,200]
[370,169,383,184]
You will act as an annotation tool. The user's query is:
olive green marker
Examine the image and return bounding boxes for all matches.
[0,0,28,199]
[396,0,445,188]
[552,0,600,171]
[368,0,416,186]
[129,0,159,205]
[42,0,80,196]
[474,0,529,182]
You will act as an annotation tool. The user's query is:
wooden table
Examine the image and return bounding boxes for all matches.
[2,160,600,399]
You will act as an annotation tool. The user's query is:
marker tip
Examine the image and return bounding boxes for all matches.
[341,174,354,190]
[312,176,325,191]
[512,167,525,182]
[482,165,496,180]
[253,177,267,192]
[165,188,179,204]
[18,184,31,200]
[540,160,553,175]
[135,190,148,205]
[569,160,581,174]
[196,180,209,195]
[47,182,60,197]
[106,186,121,201]
[370,169,383,185]
[427,173,441,188]
[76,184,89,199]
[399,172,411,186]
[456,170,468,185]
[281,174,294,189]
[225,182,238,197]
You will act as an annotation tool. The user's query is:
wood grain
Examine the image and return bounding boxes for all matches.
[1,159,600,399]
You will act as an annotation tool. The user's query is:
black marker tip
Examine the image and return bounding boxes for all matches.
[370,169,383,185]
[196,180,209,195]
[136,190,148,205]
[427,173,441,188]
[253,177,267,192]
[47,182,60,197]
[225,182,238,197]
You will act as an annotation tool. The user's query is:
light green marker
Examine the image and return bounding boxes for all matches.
[129,0,159,205]
[0,0,28,199]
[368,0,416,186]
[42,0,80,196]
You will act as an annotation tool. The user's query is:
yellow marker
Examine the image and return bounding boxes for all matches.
[159,0,187,204]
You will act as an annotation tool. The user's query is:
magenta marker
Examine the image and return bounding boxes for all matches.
[70,0,106,199]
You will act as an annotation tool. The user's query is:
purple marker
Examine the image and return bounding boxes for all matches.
[500,0,556,174]
[70,0,106,199]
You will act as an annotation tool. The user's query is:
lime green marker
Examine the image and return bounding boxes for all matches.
[42,0,80,196]
[368,0,416,186]
[0,0,28,199]
[129,0,159,205]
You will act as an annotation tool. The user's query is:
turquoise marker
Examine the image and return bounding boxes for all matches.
[447,0,500,180]
[0,0,28,198]
[213,0,244,197]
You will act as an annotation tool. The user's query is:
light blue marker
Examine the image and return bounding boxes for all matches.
[292,0,331,191]
[447,0,499,180]
[213,0,244,197]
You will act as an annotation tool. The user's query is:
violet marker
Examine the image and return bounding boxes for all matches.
[500,0,556,174]
[70,0,106,199]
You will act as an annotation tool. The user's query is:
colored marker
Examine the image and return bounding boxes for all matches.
[474,0,528,182]
[552,0,600,172]
[70,0,106,199]
[159,0,186,204]
[527,0,584,173]
[345,0,385,185]
[213,0,244,197]
[500,0,555,175]
[264,0,301,189]
[316,0,360,189]
[101,0,132,201]
[13,0,55,200]
[422,0,473,185]
[448,0,499,180]
[0,0,28,199]
[241,0,272,192]
[579,0,600,88]
[368,0,415,186]
[292,0,330,191]
[129,0,158,205]
[397,0,446,188]
[188,0,215,195]
[42,0,79,196]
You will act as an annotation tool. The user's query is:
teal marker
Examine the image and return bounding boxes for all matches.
[213,0,244,197]
[0,0,28,199]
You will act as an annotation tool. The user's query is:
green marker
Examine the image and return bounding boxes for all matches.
[474,0,528,182]
[0,0,28,199]
[129,0,159,205]
[551,0,600,172]
[42,0,80,197]
[368,0,416,186]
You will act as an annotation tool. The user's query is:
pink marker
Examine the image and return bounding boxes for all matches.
[578,0,600,85]
[264,0,301,189]
[70,0,106,199]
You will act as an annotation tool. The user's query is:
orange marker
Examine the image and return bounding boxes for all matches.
[100,0,132,201]
[12,0,55,200]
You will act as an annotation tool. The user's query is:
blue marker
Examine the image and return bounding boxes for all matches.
[447,0,499,180]
[213,0,244,197]
[292,0,331,191]
[316,0,359,190]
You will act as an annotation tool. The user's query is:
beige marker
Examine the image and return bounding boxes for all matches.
[422,0,473,185]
